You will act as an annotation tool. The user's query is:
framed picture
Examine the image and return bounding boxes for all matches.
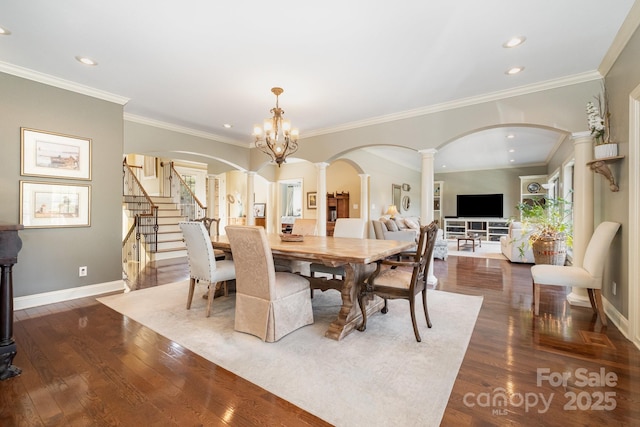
[20,181,91,228]
[392,184,402,210]
[21,128,92,180]
[307,192,317,209]
[253,203,266,218]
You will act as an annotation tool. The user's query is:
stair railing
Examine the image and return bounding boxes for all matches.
[122,217,150,288]
[122,159,159,252]
[161,161,207,220]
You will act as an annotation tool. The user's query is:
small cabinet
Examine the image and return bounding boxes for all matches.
[327,192,349,236]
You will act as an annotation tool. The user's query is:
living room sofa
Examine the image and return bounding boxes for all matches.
[500,222,535,263]
[372,217,448,260]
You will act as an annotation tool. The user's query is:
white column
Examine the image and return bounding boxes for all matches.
[419,148,437,287]
[316,162,329,236]
[267,181,275,233]
[246,171,256,226]
[359,173,370,225]
[567,134,594,307]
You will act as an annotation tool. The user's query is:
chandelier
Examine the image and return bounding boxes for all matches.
[253,87,299,167]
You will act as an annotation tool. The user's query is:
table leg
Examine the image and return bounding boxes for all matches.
[324,262,380,341]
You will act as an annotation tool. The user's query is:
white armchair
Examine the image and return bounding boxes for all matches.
[500,222,535,263]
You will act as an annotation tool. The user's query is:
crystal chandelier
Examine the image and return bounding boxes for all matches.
[253,87,299,167]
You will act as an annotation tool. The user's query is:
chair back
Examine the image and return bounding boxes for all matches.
[583,221,621,278]
[179,221,217,281]
[194,217,221,237]
[411,221,439,288]
[292,219,318,236]
[225,225,276,299]
[334,218,366,238]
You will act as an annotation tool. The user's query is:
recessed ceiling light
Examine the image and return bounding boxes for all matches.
[441,165,447,168]
[0,26,11,35]
[503,36,526,48]
[223,123,232,129]
[510,159,515,162]
[506,133,515,139]
[75,56,98,66]
[509,149,515,153]
[505,66,524,75]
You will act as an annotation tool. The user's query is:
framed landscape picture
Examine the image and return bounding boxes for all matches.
[307,192,317,209]
[21,128,92,180]
[20,181,91,228]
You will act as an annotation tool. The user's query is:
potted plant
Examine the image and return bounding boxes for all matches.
[516,197,573,265]
[587,89,617,159]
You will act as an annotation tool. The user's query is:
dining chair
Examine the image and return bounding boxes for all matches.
[276,218,318,274]
[530,221,620,326]
[179,221,236,317]
[194,217,226,260]
[309,218,366,291]
[225,225,314,342]
[358,221,438,342]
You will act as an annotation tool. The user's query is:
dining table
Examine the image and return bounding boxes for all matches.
[211,233,414,341]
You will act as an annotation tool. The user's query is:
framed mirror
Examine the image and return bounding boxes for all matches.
[402,195,411,211]
[392,184,402,210]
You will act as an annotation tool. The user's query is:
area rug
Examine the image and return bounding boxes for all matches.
[447,240,507,260]
[98,281,483,426]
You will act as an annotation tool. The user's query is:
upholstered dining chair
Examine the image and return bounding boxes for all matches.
[276,218,318,274]
[194,217,226,260]
[179,221,236,317]
[531,221,620,326]
[309,218,366,283]
[225,225,314,342]
[358,221,438,342]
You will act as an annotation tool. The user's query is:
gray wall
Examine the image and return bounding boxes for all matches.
[597,24,640,316]
[0,73,123,297]
[436,166,548,220]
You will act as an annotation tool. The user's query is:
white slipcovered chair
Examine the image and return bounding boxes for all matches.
[500,221,535,263]
[530,221,620,326]
[225,225,314,342]
[179,221,236,317]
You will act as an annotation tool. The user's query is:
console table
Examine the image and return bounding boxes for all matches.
[0,224,23,380]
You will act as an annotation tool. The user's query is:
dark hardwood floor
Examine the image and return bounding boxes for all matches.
[2,254,639,426]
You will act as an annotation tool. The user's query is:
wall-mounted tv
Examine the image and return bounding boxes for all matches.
[456,193,504,218]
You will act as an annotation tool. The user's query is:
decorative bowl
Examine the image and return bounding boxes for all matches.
[280,234,304,242]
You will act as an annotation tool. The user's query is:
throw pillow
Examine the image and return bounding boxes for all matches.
[404,217,420,229]
[395,217,407,229]
[384,219,399,232]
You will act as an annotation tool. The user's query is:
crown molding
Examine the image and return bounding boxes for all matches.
[599,1,640,76]
[123,113,248,148]
[0,61,129,105]
[303,71,603,138]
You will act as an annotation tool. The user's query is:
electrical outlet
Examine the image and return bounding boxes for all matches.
[612,281,617,296]
[79,266,87,277]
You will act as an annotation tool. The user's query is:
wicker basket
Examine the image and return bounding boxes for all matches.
[532,237,567,265]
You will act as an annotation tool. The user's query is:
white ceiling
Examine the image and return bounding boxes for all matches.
[0,1,635,171]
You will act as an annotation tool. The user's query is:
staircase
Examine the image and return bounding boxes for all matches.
[147,196,187,261]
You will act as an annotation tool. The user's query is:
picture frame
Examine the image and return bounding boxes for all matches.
[21,128,92,180]
[20,181,91,228]
[253,203,266,218]
[307,192,317,209]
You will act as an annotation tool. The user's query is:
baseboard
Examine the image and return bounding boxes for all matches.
[14,280,125,311]
[603,296,630,341]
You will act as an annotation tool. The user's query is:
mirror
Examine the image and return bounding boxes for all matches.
[402,195,411,211]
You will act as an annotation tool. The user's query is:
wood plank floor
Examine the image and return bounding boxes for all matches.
[2,255,639,426]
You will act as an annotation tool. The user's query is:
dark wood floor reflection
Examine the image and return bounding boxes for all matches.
[2,255,639,426]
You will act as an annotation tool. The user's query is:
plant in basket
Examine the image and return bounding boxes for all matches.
[516,197,573,265]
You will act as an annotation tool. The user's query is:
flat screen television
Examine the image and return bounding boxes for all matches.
[456,193,504,218]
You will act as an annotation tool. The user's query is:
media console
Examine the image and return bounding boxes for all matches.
[444,217,509,242]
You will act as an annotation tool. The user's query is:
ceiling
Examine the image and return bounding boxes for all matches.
[0,1,636,171]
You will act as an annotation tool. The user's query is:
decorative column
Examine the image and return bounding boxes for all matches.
[567,133,594,307]
[0,224,23,381]
[246,171,256,225]
[316,162,329,236]
[419,149,438,287]
[267,181,275,234]
[359,173,370,229]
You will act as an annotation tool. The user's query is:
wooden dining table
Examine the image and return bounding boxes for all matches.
[211,233,414,341]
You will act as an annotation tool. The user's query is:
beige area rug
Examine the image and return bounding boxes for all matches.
[98,281,483,427]
[447,240,508,260]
